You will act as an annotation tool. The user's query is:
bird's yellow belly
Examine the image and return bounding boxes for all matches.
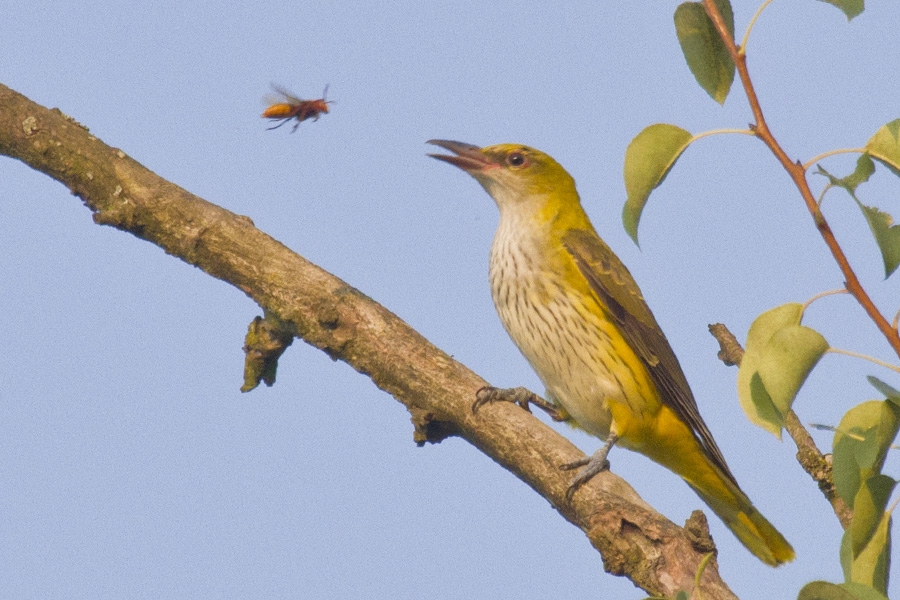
[493,276,662,444]
[497,283,729,498]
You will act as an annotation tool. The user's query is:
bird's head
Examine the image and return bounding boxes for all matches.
[428,140,578,215]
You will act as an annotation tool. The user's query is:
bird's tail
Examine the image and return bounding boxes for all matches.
[636,409,795,565]
[685,474,795,566]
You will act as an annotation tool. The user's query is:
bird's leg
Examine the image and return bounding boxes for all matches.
[473,386,566,421]
[561,432,619,501]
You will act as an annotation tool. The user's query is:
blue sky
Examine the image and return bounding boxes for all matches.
[2,1,899,598]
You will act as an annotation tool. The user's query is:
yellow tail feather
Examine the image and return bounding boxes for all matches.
[636,405,794,565]
[687,481,795,566]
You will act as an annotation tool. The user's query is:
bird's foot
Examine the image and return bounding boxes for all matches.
[473,386,565,421]
[560,433,619,502]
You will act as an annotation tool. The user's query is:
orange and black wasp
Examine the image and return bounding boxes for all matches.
[261,84,330,133]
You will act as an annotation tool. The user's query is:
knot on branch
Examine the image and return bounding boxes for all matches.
[241,313,294,392]
[93,194,140,231]
[684,510,717,554]
[310,293,362,361]
[409,406,457,446]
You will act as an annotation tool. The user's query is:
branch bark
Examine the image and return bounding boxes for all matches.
[0,83,739,598]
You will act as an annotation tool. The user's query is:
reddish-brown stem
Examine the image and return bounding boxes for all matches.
[702,0,900,358]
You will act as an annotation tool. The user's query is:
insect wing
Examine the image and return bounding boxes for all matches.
[269,83,304,105]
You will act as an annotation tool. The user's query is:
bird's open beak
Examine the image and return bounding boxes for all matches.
[427,140,495,172]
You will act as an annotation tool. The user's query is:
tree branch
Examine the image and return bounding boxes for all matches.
[702,0,900,360]
[708,324,851,529]
[0,83,739,599]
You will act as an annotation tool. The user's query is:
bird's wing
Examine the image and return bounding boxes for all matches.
[562,228,736,484]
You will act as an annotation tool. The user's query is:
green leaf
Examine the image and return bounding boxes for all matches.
[867,376,900,407]
[840,530,853,582]
[849,474,895,555]
[846,510,893,595]
[805,577,892,600]
[865,119,900,178]
[746,372,784,436]
[855,202,900,278]
[817,155,900,278]
[817,154,874,193]
[798,581,856,600]
[622,124,693,244]
[673,1,735,104]
[844,583,890,600]
[832,400,900,506]
[738,304,806,436]
[814,0,864,21]
[757,324,828,415]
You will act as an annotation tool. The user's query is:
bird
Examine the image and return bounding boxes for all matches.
[427,139,794,566]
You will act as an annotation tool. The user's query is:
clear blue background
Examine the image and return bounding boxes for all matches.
[2,1,899,598]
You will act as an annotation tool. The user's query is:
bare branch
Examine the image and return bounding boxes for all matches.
[708,323,744,367]
[0,84,739,599]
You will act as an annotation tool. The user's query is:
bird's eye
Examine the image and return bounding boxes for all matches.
[507,152,526,167]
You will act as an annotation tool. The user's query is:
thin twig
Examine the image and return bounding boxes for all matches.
[740,0,777,52]
[802,148,867,171]
[701,0,900,360]
[826,347,900,375]
[801,289,848,313]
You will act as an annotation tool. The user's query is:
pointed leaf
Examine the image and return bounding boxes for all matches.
[867,376,900,407]
[855,202,900,278]
[849,474,895,556]
[814,0,864,21]
[840,530,853,582]
[847,511,892,595]
[748,372,784,435]
[623,124,693,244]
[745,304,804,344]
[832,400,900,506]
[872,401,900,469]
[816,154,874,193]
[839,531,893,596]
[737,304,805,437]
[817,156,899,278]
[674,0,735,104]
[833,430,863,508]
[845,154,876,189]
[757,324,829,415]
[865,119,900,178]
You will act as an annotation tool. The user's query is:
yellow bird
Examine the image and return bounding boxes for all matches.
[428,140,794,566]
